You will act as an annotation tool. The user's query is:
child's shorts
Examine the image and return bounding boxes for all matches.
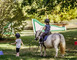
[16,48,20,53]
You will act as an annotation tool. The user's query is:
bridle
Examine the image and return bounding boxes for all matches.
[35,30,42,40]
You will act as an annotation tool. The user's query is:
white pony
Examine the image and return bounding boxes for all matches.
[35,30,66,57]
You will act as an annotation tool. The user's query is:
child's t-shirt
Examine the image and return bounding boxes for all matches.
[45,25,50,34]
[16,39,21,48]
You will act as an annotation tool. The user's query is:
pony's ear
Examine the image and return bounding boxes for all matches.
[35,31,37,34]
[40,30,42,33]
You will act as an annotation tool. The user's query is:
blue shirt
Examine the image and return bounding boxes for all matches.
[45,24,50,34]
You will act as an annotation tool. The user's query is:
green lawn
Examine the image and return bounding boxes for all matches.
[0,29,77,60]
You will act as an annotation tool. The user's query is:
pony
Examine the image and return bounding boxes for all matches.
[35,30,66,57]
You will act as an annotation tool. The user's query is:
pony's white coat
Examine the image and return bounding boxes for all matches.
[35,30,66,57]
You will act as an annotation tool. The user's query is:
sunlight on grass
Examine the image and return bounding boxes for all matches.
[41,58,54,60]
[0,44,38,50]
[0,44,15,49]
[21,45,38,49]
[19,30,34,36]
[65,56,77,59]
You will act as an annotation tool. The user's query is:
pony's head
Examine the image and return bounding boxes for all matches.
[35,30,42,40]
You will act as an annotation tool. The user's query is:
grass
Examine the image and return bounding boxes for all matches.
[0,29,77,60]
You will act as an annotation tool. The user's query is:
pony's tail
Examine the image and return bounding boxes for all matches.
[59,34,66,55]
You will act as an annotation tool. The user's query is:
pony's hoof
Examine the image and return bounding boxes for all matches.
[40,55,43,57]
[44,55,46,57]
[54,56,58,58]
[61,55,64,58]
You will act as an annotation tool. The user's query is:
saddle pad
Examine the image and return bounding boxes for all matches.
[43,35,49,41]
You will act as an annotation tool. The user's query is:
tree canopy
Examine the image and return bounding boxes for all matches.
[21,0,77,23]
[0,0,26,37]
[0,0,77,38]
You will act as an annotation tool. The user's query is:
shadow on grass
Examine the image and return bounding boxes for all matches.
[0,44,77,60]
[21,36,39,46]
[1,29,77,60]
[0,47,56,60]
[60,30,77,50]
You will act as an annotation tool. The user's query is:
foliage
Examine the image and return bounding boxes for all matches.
[0,0,77,38]
[21,0,77,23]
[0,0,27,37]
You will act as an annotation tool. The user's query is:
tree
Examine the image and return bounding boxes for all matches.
[21,0,77,23]
[0,0,26,38]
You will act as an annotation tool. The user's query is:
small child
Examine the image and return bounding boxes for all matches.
[40,19,50,43]
[11,33,23,57]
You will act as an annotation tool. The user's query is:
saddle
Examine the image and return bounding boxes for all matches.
[39,32,51,44]
[40,32,51,48]
[43,32,51,41]
[43,32,51,38]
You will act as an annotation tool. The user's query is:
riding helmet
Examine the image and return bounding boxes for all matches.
[15,33,20,38]
[44,19,50,23]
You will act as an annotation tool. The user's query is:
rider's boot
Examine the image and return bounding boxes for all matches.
[39,38,43,44]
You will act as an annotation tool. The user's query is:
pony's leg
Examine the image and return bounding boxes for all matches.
[44,47,46,56]
[54,46,58,57]
[40,44,43,56]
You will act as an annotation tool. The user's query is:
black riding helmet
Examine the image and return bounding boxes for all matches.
[44,19,50,23]
[15,33,20,38]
